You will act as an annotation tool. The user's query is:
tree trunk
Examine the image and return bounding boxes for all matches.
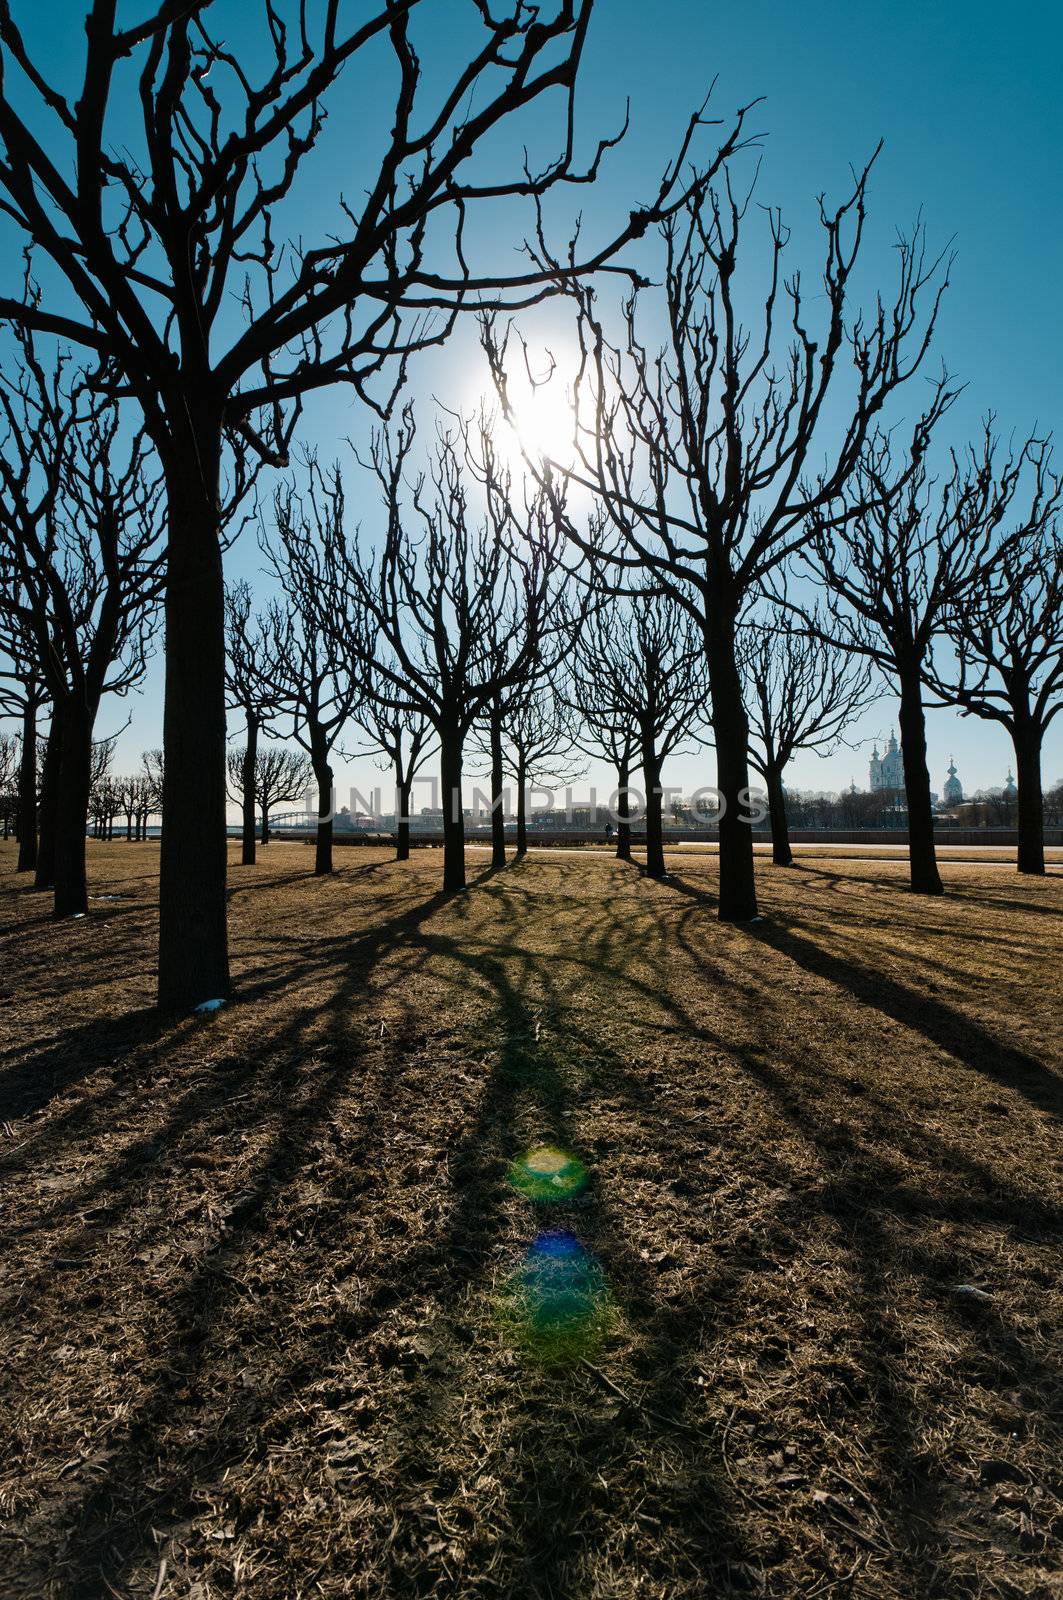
[16,700,38,874]
[489,706,506,869]
[641,733,665,879]
[615,754,632,863]
[53,699,93,919]
[1012,709,1045,876]
[261,800,270,844]
[765,763,793,867]
[157,425,231,1009]
[34,715,61,889]
[396,765,412,861]
[440,722,466,891]
[515,753,528,857]
[125,812,134,841]
[705,614,758,920]
[897,666,942,896]
[313,754,334,876]
[241,712,259,866]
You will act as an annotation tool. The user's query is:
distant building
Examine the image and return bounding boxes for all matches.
[943,757,963,806]
[869,731,903,792]
[1004,768,1017,799]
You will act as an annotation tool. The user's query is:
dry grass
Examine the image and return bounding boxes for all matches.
[1,839,1060,1600]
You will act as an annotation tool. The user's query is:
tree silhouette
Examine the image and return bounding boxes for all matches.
[929,490,1061,874]
[499,682,583,858]
[0,607,45,874]
[351,683,433,864]
[260,466,360,877]
[486,154,949,918]
[0,331,165,914]
[226,743,311,845]
[345,412,559,891]
[0,728,16,838]
[225,580,283,868]
[567,588,709,879]
[738,612,875,866]
[798,424,1035,894]
[0,0,706,1005]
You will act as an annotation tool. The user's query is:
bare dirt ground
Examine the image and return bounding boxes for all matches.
[1,840,1060,1600]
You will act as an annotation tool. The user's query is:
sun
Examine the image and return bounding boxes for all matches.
[468,341,580,481]
[500,377,578,474]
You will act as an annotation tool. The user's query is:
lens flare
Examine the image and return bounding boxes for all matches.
[508,1144,587,1203]
[505,1230,610,1363]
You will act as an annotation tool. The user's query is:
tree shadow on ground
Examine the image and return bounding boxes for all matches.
[1,850,1059,1598]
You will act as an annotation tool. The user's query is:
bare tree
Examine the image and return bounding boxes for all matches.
[351,682,433,863]
[226,743,311,845]
[260,465,360,876]
[139,748,164,839]
[0,728,17,838]
[225,580,283,867]
[929,514,1062,874]
[564,669,638,862]
[0,615,46,874]
[485,155,949,918]
[500,683,583,857]
[115,773,140,841]
[0,334,165,914]
[0,0,714,1006]
[468,485,572,871]
[87,732,118,838]
[345,412,559,891]
[567,588,709,879]
[738,612,876,866]
[799,426,1044,894]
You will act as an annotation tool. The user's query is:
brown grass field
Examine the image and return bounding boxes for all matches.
[1,840,1061,1600]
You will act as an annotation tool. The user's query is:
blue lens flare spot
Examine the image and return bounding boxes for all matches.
[508,1144,587,1203]
[503,1229,611,1364]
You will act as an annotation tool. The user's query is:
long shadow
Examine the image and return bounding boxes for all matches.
[14,874,462,1596]
[4,849,1058,1597]
[745,916,1061,1121]
[665,868,1062,1122]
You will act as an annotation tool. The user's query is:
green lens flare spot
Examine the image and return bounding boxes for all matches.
[500,1231,612,1365]
[508,1144,588,1203]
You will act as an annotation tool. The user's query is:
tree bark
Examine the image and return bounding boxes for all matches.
[16,700,38,874]
[764,762,793,867]
[705,614,758,919]
[313,753,334,876]
[53,698,93,919]
[515,753,528,857]
[489,705,506,869]
[241,712,259,866]
[157,424,231,1009]
[897,666,942,895]
[1012,709,1045,876]
[641,733,665,879]
[615,754,633,863]
[440,722,466,891]
[261,800,270,844]
[396,766,412,861]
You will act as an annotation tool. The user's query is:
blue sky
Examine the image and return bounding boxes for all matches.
[8,1,1062,805]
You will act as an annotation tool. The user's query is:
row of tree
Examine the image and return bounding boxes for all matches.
[0,4,1059,1009]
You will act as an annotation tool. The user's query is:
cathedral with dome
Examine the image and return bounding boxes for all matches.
[869,732,904,791]
[861,736,1014,809]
